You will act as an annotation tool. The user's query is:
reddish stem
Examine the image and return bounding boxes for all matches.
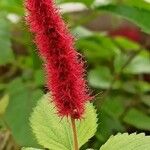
[71,117,79,150]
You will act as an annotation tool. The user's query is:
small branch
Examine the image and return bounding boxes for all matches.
[71,117,79,150]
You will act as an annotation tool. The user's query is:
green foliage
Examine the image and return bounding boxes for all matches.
[96,96,125,143]
[0,0,150,149]
[76,34,117,61]
[97,4,150,34]
[22,148,43,150]
[123,108,150,131]
[124,0,150,10]
[100,133,150,150]
[0,94,9,115]
[114,37,140,52]
[124,51,150,74]
[88,66,112,89]
[4,78,43,146]
[30,93,98,150]
[0,16,14,65]
[58,0,94,6]
[101,98,124,119]
[0,0,23,14]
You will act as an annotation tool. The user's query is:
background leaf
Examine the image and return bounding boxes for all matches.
[124,51,150,74]
[97,5,150,34]
[123,108,150,131]
[0,94,9,115]
[88,66,112,89]
[4,78,43,147]
[22,148,43,150]
[0,16,14,65]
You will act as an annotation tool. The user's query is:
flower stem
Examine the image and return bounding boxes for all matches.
[71,117,79,150]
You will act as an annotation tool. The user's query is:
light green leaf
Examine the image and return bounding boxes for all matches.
[60,0,94,6]
[30,93,98,150]
[97,4,150,34]
[123,108,150,131]
[22,148,43,150]
[72,26,93,38]
[88,66,112,89]
[100,133,150,150]
[0,94,9,115]
[114,50,150,74]
[114,37,140,52]
[0,0,23,14]
[124,0,150,10]
[121,81,150,93]
[124,51,150,74]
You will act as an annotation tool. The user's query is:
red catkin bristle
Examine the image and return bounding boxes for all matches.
[25,0,91,119]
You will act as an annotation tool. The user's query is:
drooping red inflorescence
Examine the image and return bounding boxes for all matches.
[109,26,141,42]
[25,0,91,119]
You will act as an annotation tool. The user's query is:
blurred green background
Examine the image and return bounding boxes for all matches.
[0,0,150,149]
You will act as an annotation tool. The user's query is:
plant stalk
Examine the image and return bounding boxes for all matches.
[71,117,79,150]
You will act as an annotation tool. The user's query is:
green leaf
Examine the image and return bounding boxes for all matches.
[60,0,94,6]
[121,81,150,94]
[124,51,150,74]
[96,111,124,143]
[124,0,150,10]
[76,35,118,61]
[100,133,150,150]
[123,108,150,131]
[22,148,43,150]
[0,0,23,14]
[72,26,93,38]
[141,95,150,107]
[30,93,98,150]
[101,98,124,119]
[4,78,43,146]
[114,37,140,52]
[0,94,9,115]
[88,66,112,89]
[0,16,14,65]
[97,4,150,34]
[34,69,45,86]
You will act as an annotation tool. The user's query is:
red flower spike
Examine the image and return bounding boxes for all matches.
[109,26,141,42]
[25,0,91,119]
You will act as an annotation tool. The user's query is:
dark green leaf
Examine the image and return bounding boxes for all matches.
[141,95,150,107]
[123,108,150,130]
[97,4,150,34]
[96,111,124,143]
[101,98,125,119]
[34,69,45,86]
[4,78,43,146]
[0,17,14,65]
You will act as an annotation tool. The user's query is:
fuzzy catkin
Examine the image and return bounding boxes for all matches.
[25,0,91,119]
